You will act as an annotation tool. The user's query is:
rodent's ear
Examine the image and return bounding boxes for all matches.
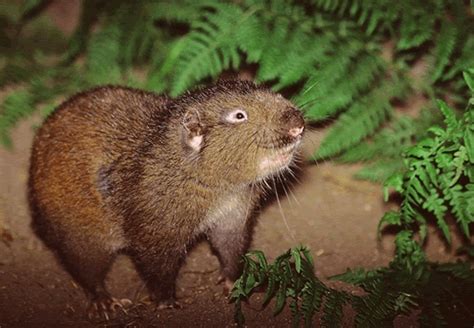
[181,109,205,152]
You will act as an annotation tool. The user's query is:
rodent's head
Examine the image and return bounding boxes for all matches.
[176,80,305,185]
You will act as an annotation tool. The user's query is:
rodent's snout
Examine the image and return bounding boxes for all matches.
[281,107,305,139]
[289,126,304,138]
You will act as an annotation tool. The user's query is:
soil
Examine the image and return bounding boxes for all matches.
[0,2,467,327]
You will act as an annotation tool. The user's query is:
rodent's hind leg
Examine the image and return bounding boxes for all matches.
[55,242,131,320]
[131,249,184,310]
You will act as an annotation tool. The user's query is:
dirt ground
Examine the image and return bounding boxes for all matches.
[0,114,465,328]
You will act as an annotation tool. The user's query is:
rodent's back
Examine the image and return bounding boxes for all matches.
[34,86,168,161]
[29,86,168,248]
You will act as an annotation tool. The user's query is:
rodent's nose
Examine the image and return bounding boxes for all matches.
[281,107,305,138]
[289,126,304,138]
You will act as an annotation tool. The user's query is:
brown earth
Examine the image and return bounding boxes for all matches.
[0,114,465,328]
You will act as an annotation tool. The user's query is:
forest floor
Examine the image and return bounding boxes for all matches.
[0,114,465,328]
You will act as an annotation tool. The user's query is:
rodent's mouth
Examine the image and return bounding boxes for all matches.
[258,141,300,177]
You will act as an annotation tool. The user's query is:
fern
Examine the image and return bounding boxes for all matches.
[372,77,474,328]
[157,3,249,96]
[232,244,474,327]
[382,89,473,244]
[2,0,472,182]
[431,21,458,82]
[338,109,443,182]
[256,16,292,83]
[0,90,34,147]
[295,44,361,119]
[315,81,393,159]
[320,291,349,328]
[86,24,122,85]
[444,35,474,81]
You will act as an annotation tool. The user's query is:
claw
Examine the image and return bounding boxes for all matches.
[87,297,133,321]
[157,299,182,310]
[216,274,235,296]
[110,298,132,314]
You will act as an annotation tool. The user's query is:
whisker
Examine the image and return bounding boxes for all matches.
[276,171,293,208]
[286,164,302,185]
[281,168,301,206]
[271,175,296,242]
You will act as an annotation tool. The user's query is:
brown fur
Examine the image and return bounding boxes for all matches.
[28,80,304,310]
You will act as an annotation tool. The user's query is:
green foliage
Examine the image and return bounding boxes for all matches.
[1,0,472,174]
[339,108,443,182]
[381,80,474,244]
[231,246,474,327]
[230,246,343,328]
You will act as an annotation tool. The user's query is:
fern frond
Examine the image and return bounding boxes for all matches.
[313,0,397,35]
[116,4,157,68]
[148,0,203,24]
[315,84,392,159]
[61,0,99,62]
[236,14,265,63]
[444,36,474,81]
[86,24,122,85]
[338,115,418,163]
[431,21,457,82]
[0,90,34,147]
[353,284,398,328]
[0,60,41,87]
[444,183,472,237]
[273,35,330,90]
[320,291,348,328]
[295,46,360,118]
[157,3,251,96]
[354,160,405,183]
[304,51,384,121]
[396,1,442,50]
[255,16,292,82]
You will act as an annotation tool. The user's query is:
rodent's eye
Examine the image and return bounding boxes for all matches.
[224,109,248,124]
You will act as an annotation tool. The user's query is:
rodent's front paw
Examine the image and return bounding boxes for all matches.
[216,274,235,296]
[157,298,182,310]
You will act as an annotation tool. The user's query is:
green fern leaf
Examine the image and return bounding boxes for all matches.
[443,183,471,237]
[0,90,34,147]
[159,3,248,96]
[256,17,291,82]
[444,36,474,81]
[86,25,122,85]
[296,48,357,118]
[19,0,46,21]
[62,0,98,63]
[437,100,460,133]
[321,291,348,328]
[149,0,202,23]
[236,13,265,63]
[315,86,391,158]
[431,22,457,82]
[397,2,438,50]
[354,160,405,183]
